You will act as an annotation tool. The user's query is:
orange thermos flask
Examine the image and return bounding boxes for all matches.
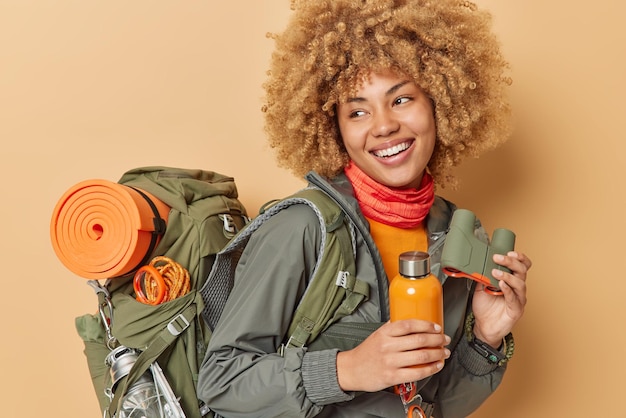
[389,251,443,333]
[389,252,443,418]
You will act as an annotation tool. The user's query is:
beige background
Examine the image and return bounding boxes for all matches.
[1,1,624,417]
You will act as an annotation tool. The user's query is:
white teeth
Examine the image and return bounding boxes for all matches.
[373,142,410,158]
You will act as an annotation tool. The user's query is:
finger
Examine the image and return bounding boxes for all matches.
[389,332,451,353]
[390,360,446,387]
[493,272,527,317]
[498,277,527,307]
[501,251,533,273]
[510,251,533,270]
[493,267,527,298]
[394,346,451,370]
[385,319,443,337]
[493,253,529,279]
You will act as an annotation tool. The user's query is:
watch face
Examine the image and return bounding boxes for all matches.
[470,337,506,364]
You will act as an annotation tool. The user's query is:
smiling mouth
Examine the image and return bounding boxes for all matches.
[371,140,413,158]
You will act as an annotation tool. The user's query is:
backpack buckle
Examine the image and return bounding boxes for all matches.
[278,336,301,355]
[220,214,237,234]
[167,313,191,336]
[335,271,351,289]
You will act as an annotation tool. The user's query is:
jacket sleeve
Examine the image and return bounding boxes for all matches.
[197,205,351,418]
[428,327,507,418]
[421,223,508,418]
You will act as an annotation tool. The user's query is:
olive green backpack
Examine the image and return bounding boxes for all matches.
[75,166,249,418]
[75,167,371,418]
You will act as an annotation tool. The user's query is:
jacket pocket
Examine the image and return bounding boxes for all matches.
[307,322,383,351]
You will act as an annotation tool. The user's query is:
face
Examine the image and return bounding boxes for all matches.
[337,71,436,189]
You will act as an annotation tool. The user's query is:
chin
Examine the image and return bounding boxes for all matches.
[387,174,424,190]
[379,178,417,190]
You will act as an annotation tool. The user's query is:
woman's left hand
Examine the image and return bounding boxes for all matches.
[471,251,532,347]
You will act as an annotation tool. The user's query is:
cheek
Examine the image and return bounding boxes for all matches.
[338,123,364,153]
[409,98,436,132]
[405,110,436,135]
[341,136,360,161]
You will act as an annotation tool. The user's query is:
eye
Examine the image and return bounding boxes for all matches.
[349,109,367,119]
[393,96,412,106]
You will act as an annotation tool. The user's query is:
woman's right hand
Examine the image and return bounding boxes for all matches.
[336,320,451,392]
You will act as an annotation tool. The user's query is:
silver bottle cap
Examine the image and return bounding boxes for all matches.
[398,251,430,278]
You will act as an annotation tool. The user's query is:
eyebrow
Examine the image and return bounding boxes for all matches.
[346,80,413,103]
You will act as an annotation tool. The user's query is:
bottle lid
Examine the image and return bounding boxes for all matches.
[399,251,430,278]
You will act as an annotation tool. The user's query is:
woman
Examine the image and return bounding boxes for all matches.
[198,1,532,417]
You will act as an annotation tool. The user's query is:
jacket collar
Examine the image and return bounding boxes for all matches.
[307,171,455,239]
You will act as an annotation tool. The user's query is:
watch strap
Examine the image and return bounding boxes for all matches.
[464,312,514,367]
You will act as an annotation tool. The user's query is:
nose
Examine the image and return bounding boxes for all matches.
[371,109,400,137]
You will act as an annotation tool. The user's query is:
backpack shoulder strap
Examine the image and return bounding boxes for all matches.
[107,291,202,417]
[199,187,370,349]
[282,187,369,349]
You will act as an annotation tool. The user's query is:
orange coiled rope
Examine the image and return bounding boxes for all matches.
[133,256,191,305]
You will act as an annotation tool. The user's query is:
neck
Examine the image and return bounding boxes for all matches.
[344,162,435,228]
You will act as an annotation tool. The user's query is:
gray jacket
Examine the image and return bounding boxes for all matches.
[197,172,507,418]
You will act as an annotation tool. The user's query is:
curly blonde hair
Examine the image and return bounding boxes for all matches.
[263,0,511,187]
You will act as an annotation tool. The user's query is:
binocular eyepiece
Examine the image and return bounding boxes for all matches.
[441,209,515,295]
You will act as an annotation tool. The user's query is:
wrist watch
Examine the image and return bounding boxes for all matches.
[464,312,515,367]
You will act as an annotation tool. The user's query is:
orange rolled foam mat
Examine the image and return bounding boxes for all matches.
[50,179,170,280]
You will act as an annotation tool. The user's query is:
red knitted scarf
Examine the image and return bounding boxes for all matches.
[344,163,435,228]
